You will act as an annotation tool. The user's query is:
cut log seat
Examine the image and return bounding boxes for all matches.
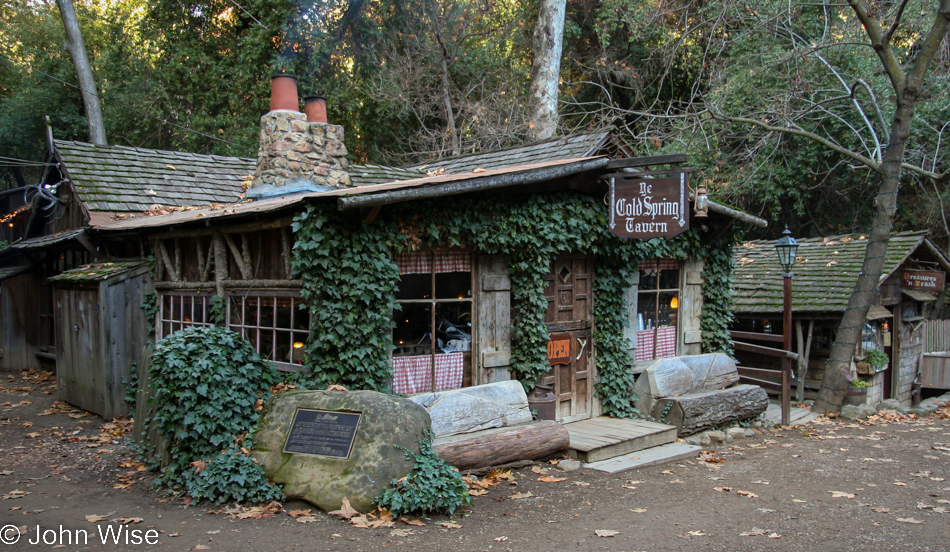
[652,384,769,436]
[433,420,570,471]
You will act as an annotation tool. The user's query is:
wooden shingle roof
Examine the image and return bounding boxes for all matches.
[53,141,425,213]
[731,231,937,315]
[410,131,610,174]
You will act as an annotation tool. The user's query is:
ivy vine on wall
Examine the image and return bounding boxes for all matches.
[291,192,737,417]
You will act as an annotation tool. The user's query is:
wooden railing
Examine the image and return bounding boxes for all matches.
[730,331,799,425]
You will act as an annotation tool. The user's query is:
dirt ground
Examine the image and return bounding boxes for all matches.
[1,368,949,552]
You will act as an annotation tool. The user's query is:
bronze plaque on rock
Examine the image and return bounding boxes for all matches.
[282,408,362,459]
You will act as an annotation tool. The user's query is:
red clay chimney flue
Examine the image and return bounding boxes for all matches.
[304,96,328,123]
[269,73,299,112]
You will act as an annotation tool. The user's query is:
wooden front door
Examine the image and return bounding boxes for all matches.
[541,255,593,422]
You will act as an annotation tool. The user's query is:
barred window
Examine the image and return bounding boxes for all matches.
[157,291,215,339]
[228,291,309,371]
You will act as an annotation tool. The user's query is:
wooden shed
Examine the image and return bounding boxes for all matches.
[49,260,151,419]
[731,231,950,405]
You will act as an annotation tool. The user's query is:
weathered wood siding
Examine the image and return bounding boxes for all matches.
[476,255,511,384]
[1,272,41,371]
[54,265,151,418]
[895,309,922,404]
[680,257,704,356]
[924,319,950,353]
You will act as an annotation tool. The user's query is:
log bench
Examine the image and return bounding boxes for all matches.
[651,384,769,436]
[409,381,570,470]
[635,354,770,436]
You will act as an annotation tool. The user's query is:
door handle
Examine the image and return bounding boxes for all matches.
[576,337,587,360]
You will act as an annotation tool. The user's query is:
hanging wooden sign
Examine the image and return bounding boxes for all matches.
[901,270,945,291]
[609,173,689,239]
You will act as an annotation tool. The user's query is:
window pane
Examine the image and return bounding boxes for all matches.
[657,292,678,327]
[393,304,432,356]
[244,298,258,327]
[435,271,470,299]
[293,303,309,330]
[260,297,275,328]
[639,268,658,291]
[260,330,274,360]
[229,297,243,325]
[659,267,680,289]
[395,273,431,300]
[436,303,472,353]
[275,330,292,364]
[637,293,658,330]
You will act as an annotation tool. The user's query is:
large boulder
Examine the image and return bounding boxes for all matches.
[635,353,740,413]
[408,381,532,437]
[251,389,430,513]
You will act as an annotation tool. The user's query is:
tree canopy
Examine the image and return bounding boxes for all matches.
[1,0,947,251]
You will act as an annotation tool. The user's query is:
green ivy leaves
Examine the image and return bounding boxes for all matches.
[290,192,737,418]
[146,325,281,500]
[292,205,403,392]
[374,432,471,516]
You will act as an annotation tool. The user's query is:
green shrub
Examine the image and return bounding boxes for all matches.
[147,325,281,500]
[184,446,284,504]
[375,432,470,516]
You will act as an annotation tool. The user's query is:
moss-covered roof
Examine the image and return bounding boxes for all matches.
[731,231,939,315]
[48,260,147,282]
[53,141,426,213]
[409,131,610,174]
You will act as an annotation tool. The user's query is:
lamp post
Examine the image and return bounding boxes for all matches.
[774,226,798,425]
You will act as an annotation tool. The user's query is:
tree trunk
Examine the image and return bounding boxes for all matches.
[652,384,769,436]
[795,319,814,403]
[526,0,566,142]
[814,0,950,413]
[57,0,107,145]
[433,420,570,470]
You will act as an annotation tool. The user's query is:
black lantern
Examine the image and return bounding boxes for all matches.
[774,226,798,275]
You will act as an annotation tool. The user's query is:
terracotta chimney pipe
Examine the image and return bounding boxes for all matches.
[304,96,328,123]
[269,73,299,112]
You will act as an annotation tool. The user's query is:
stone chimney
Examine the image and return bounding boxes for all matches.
[247,74,351,199]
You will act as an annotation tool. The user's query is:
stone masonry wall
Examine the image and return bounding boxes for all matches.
[252,111,351,191]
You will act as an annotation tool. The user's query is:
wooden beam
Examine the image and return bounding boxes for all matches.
[733,340,799,360]
[213,232,227,297]
[280,226,293,279]
[223,233,252,280]
[730,330,784,343]
[338,157,610,210]
[604,154,688,170]
[144,217,294,239]
[156,239,179,282]
[154,279,302,290]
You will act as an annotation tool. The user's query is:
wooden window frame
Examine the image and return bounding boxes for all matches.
[393,249,474,393]
[635,259,681,362]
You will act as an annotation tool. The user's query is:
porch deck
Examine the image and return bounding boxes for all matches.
[762,402,820,425]
[564,416,678,463]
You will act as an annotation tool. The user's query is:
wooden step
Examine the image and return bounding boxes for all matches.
[583,442,701,474]
[565,416,678,463]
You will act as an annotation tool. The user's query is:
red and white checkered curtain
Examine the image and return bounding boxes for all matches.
[392,352,464,394]
[639,258,679,272]
[396,251,471,274]
[635,326,677,362]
